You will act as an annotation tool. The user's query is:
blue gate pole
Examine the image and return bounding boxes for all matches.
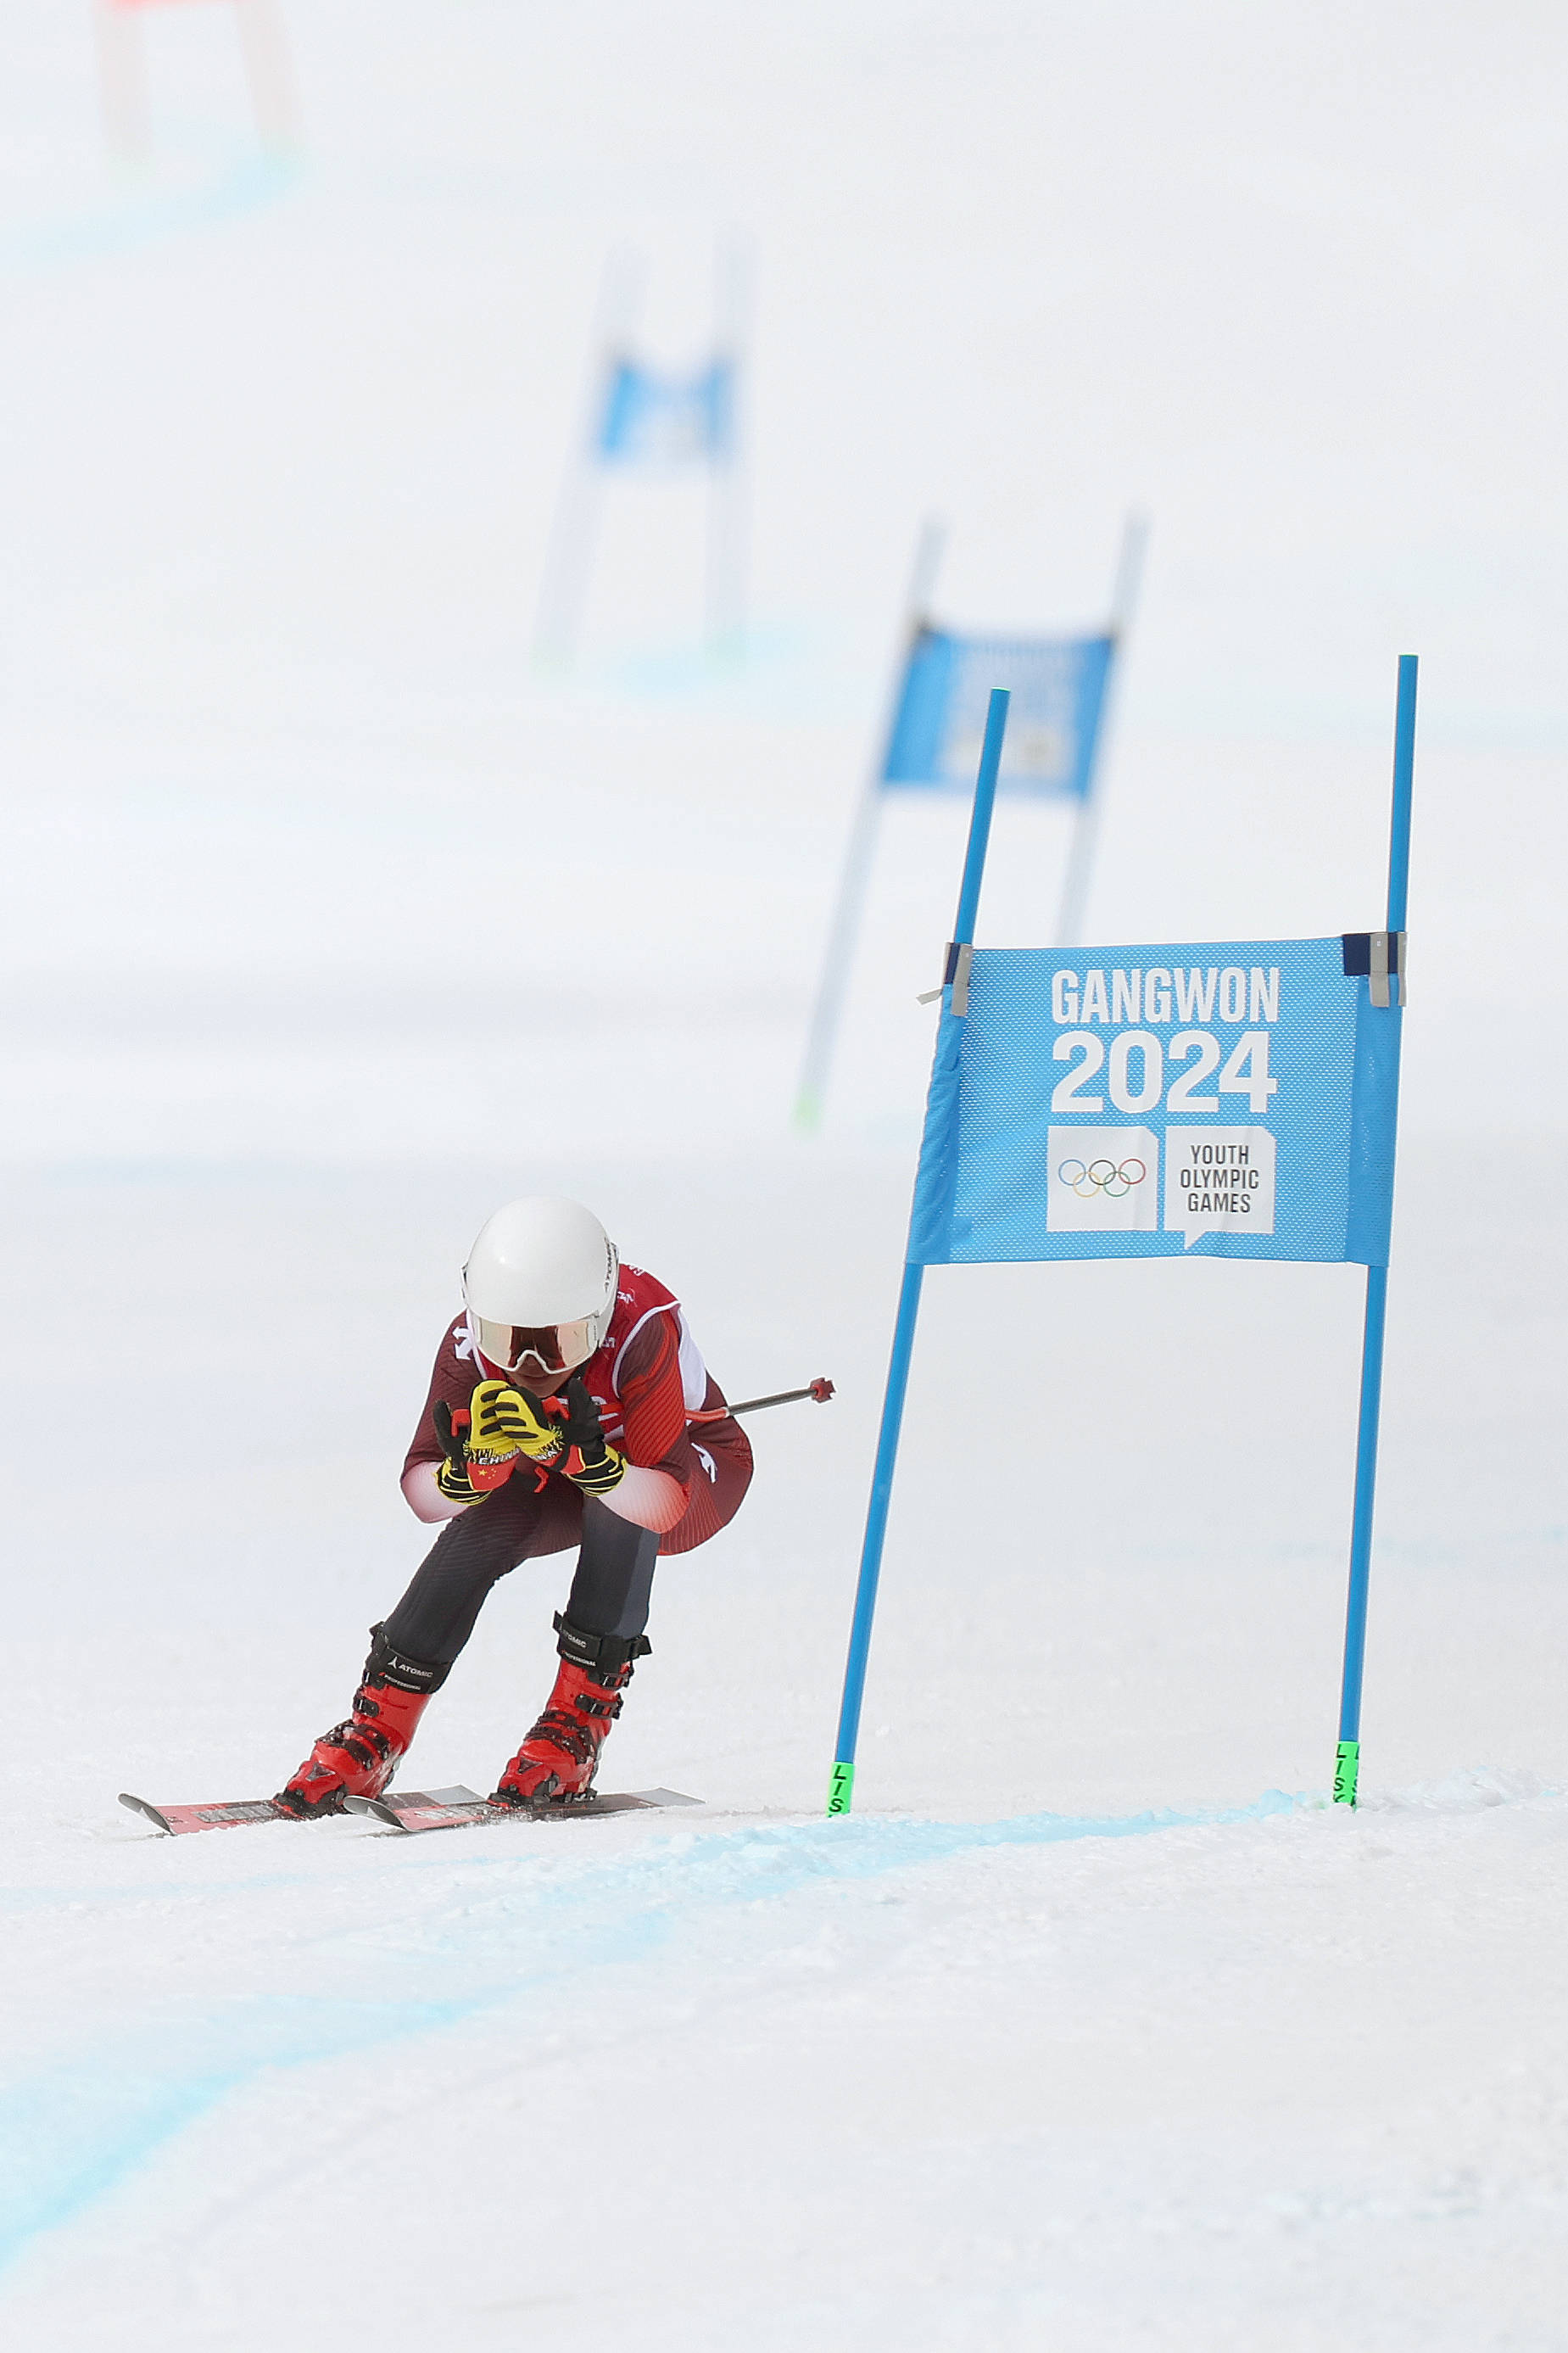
[1333,652,1417,1808]
[828,686,1010,1814]
[795,520,946,1132]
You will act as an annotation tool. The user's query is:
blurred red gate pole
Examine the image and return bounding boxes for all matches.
[94,0,300,164]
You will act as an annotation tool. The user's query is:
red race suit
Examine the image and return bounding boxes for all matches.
[402,1266,752,1554]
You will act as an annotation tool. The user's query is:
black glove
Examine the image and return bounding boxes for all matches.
[432,1398,482,1506]
[553,1376,627,1496]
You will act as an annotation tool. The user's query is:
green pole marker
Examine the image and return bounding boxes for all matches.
[827,1761,855,1816]
[1333,1738,1360,1808]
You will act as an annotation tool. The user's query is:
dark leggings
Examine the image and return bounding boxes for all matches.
[382,1478,661,1673]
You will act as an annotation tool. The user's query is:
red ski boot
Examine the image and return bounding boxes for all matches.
[490,1617,650,1808]
[276,1625,445,1819]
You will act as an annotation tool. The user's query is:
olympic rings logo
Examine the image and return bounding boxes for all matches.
[1057,1155,1147,1200]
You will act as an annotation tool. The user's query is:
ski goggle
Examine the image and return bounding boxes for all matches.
[472,1316,602,1379]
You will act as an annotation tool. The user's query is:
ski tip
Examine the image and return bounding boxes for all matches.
[341,1794,399,1825]
[119,1793,173,1835]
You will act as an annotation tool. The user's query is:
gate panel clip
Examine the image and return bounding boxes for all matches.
[917,939,974,1012]
[1342,930,1407,1008]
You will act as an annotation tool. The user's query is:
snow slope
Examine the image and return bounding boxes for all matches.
[3,3,1567,2345]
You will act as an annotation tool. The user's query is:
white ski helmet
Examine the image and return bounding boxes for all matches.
[462,1197,620,1379]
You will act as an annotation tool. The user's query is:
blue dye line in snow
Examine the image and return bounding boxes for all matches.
[0,1789,1298,2279]
[0,153,299,275]
[394,1787,1305,1923]
[728,1789,1302,1875]
[0,1995,471,2278]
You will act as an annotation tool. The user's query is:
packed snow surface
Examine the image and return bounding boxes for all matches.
[3,3,1567,2346]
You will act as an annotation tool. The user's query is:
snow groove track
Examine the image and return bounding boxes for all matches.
[0,1793,1298,2272]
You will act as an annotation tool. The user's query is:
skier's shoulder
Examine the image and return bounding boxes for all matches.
[601,1266,681,1378]
[609,1263,679,1333]
[437,1311,483,1378]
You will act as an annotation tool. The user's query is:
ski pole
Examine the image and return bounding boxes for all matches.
[689,1377,834,1424]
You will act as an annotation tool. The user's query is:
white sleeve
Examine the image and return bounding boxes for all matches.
[401,1459,472,1524]
[676,1309,709,1411]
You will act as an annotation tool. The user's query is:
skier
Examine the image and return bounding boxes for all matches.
[276,1197,753,1816]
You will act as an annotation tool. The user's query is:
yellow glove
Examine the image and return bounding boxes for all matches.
[452,1378,547,1491]
[470,1380,565,1474]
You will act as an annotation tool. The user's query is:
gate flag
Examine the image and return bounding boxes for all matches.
[884,626,1113,799]
[829,666,1418,1825]
[596,356,736,467]
[533,243,749,664]
[794,518,1145,1132]
[908,936,1400,1271]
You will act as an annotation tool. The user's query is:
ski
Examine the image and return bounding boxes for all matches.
[118,1785,702,1837]
[117,1786,475,1836]
[120,1791,297,1836]
[342,1785,702,1835]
